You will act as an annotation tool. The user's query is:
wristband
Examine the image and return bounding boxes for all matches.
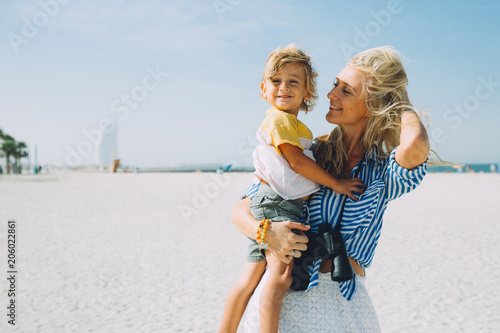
[256,219,270,250]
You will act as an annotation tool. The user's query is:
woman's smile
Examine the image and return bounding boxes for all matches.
[325,65,370,127]
[329,104,342,111]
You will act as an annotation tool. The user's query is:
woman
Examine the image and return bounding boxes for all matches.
[231,46,429,332]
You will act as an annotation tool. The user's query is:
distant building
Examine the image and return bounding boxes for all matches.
[99,125,118,167]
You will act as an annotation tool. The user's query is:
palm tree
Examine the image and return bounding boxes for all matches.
[13,142,27,174]
[1,137,17,174]
[0,129,4,174]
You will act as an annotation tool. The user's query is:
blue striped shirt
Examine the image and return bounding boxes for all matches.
[242,146,428,300]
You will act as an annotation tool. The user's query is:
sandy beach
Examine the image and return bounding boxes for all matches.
[0,172,499,332]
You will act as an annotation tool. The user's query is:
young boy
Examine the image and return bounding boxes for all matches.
[219,45,363,333]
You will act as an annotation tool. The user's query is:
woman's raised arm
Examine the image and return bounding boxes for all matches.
[231,198,310,264]
[395,110,430,169]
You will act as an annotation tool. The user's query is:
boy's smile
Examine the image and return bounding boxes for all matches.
[261,62,311,116]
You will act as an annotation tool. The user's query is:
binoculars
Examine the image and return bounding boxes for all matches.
[290,223,353,291]
[318,223,354,282]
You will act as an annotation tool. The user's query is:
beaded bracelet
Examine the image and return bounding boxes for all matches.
[256,219,270,250]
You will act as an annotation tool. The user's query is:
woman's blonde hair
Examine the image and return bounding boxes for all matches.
[315,46,414,177]
[261,44,318,113]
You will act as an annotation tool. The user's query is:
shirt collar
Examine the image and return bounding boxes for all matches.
[266,106,280,115]
[365,146,384,165]
[266,106,297,118]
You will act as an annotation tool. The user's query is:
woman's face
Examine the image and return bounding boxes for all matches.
[326,65,369,129]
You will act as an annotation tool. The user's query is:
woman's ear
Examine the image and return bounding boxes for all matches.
[260,81,267,99]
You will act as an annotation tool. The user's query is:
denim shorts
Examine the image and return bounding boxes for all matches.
[247,184,306,262]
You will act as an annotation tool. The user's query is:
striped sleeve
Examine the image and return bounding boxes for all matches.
[240,183,260,200]
[385,147,428,201]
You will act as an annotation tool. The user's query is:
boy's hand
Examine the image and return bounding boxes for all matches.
[331,178,365,201]
[279,143,366,201]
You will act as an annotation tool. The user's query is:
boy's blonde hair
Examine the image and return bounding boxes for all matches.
[261,44,318,113]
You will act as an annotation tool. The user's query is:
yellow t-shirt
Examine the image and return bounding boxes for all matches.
[253,107,319,200]
[259,107,313,154]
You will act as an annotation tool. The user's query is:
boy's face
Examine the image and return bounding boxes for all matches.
[261,62,311,116]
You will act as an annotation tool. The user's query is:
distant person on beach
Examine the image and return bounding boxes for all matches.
[219,45,364,333]
[230,46,429,332]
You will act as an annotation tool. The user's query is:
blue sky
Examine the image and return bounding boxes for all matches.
[1,0,499,167]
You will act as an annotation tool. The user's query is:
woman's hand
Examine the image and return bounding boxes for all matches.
[396,110,430,169]
[231,197,310,264]
[265,221,310,264]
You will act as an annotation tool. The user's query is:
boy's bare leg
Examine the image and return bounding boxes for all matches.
[219,261,267,333]
[259,252,292,333]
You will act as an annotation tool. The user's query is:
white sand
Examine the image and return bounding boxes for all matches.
[0,172,498,332]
